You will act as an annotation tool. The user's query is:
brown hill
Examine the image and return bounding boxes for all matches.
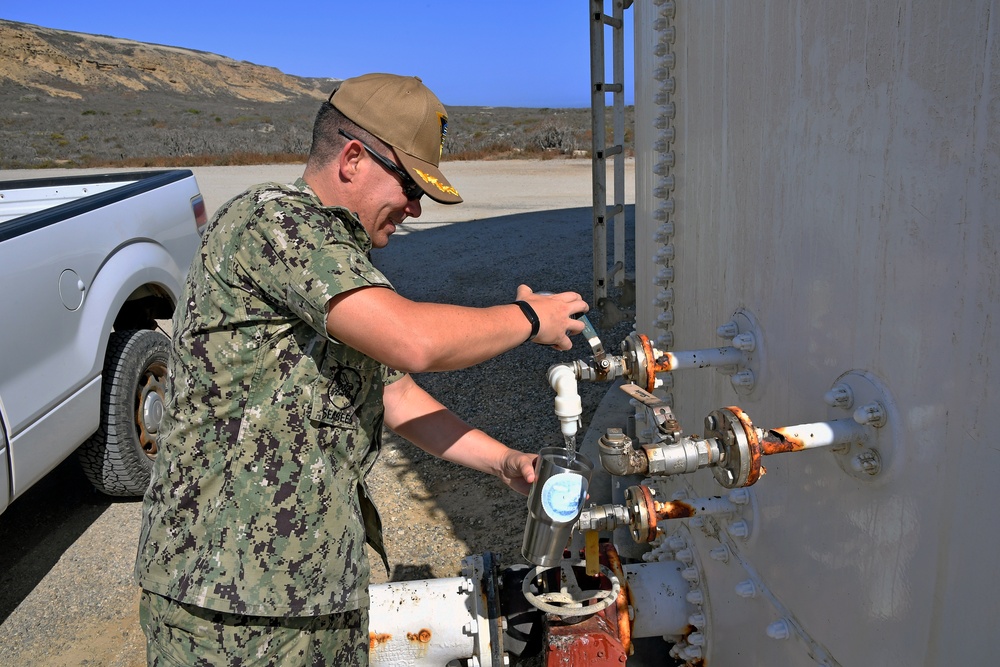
[0,19,334,102]
[0,20,603,169]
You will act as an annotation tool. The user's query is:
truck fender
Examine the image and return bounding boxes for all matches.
[76,240,187,381]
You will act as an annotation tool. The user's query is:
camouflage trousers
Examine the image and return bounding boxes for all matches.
[139,590,369,666]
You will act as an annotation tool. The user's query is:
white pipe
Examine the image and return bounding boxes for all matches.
[547,364,583,439]
[368,577,476,666]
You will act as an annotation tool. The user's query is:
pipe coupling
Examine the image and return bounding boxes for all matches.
[644,436,721,476]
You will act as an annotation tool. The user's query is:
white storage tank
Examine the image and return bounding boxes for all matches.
[616,0,1000,664]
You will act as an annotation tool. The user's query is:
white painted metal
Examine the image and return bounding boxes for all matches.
[368,576,477,666]
[622,0,1000,664]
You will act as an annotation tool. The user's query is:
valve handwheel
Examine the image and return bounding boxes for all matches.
[521,561,620,617]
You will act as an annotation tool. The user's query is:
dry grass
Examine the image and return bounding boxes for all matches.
[0,85,633,169]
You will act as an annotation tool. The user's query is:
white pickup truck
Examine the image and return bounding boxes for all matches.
[0,169,206,514]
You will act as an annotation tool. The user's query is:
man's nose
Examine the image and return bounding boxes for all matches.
[406,198,423,218]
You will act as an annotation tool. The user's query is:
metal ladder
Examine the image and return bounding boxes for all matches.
[590,0,633,328]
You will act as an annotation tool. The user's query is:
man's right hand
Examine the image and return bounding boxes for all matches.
[514,285,589,351]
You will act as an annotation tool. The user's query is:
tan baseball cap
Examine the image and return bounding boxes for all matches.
[331,73,462,205]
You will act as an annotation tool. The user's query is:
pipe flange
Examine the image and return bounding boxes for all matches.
[827,370,899,483]
[622,333,658,392]
[706,406,762,488]
[625,484,657,542]
[716,309,764,397]
[521,561,621,617]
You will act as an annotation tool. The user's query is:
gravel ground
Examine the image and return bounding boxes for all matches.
[0,158,634,665]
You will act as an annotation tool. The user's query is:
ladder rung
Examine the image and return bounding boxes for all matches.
[607,204,624,218]
[595,83,624,93]
[596,145,623,159]
[599,14,623,28]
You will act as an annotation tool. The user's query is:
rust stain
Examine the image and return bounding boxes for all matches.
[652,352,676,374]
[369,632,392,651]
[604,544,632,655]
[652,499,695,520]
[726,405,763,486]
[638,334,657,392]
[406,628,432,643]
[761,427,807,455]
[636,485,658,539]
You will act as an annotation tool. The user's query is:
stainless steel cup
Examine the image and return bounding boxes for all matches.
[522,446,594,566]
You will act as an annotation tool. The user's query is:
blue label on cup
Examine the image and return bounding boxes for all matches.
[540,473,587,522]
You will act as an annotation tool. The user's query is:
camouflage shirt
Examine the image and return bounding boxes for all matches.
[135,178,402,617]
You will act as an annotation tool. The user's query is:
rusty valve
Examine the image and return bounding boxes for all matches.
[578,485,738,543]
[597,405,878,489]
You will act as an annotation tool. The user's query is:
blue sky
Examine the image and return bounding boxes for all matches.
[3,1,634,108]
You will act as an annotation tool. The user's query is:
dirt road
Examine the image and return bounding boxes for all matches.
[0,158,634,666]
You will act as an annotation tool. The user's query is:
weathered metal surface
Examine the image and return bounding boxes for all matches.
[543,543,630,666]
[627,0,1000,664]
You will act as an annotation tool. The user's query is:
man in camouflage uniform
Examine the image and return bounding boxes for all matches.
[135,73,588,665]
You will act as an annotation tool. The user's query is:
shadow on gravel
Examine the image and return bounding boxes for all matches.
[371,204,635,572]
[0,456,118,622]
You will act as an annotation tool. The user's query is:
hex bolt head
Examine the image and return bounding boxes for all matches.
[689,613,706,627]
[717,321,739,339]
[733,332,756,352]
[824,383,854,409]
[851,449,882,475]
[853,401,887,427]
[735,579,757,598]
[728,488,751,505]
[686,589,705,605]
[709,546,731,563]
[668,535,687,550]
[767,619,791,640]
[728,520,750,539]
[731,369,756,388]
[684,645,704,659]
[688,632,706,646]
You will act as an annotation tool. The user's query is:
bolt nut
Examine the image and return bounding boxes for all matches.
[728,520,750,539]
[853,401,887,427]
[709,546,730,563]
[717,321,739,338]
[686,589,704,605]
[735,579,757,598]
[767,619,791,640]
[728,488,751,505]
[824,383,854,409]
[731,369,756,388]
[851,449,882,476]
[733,332,756,352]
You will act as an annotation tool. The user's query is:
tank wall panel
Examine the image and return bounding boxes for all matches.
[632,1,999,664]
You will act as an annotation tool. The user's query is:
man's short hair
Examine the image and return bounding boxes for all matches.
[308,102,392,169]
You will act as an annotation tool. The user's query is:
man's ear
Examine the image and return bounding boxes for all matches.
[338,139,365,182]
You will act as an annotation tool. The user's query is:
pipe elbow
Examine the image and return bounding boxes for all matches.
[598,430,649,476]
[548,364,582,438]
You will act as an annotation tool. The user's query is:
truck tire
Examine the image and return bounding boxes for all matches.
[78,329,169,497]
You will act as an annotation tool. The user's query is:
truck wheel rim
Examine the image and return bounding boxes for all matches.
[136,359,167,460]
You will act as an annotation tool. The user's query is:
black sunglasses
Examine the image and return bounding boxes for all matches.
[338,128,424,201]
